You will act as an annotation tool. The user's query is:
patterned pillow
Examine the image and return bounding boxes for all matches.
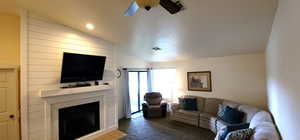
[225,128,254,140]
[218,104,227,118]
[220,123,250,140]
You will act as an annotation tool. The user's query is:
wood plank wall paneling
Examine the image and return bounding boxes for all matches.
[27,14,117,140]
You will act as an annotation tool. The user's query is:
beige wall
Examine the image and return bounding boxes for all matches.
[114,49,148,119]
[150,53,267,109]
[0,13,20,65]
[266,0,300,139]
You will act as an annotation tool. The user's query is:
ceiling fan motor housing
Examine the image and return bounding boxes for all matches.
[145,6,152,11]
[136,0,160,10]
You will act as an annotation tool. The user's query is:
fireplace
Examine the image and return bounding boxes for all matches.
[59,102,100,140]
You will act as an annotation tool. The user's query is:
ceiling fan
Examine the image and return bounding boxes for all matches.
[124,0,184,16]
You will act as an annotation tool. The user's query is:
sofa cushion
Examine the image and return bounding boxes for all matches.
[238,105,259,123]
[196,96,206,112]
[171,103,180,111]
[220,123,250,140]
[250,122,280,140]
[204,98,223,115]
[172,109,199,127]
[199,113,219,132]
[249,111,273,129]
[220,106,245,124]
[177,109,200,117]
[148,105,161,109]
[199,113,232,133]
[225,128,254,140]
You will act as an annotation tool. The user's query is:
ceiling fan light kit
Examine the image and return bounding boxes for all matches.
[136,0,160,10]
[125,0,184,16]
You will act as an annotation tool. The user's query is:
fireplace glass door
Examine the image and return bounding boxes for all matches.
[59,102,100,140]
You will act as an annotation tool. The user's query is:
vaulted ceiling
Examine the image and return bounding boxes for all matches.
[3,0,277,61]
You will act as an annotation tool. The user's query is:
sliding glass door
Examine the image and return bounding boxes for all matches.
[128,71,148,114]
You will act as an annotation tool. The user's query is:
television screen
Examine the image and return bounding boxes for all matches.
[60,52,106,83]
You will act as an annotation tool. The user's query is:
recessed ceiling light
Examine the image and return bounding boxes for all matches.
[85,23,94,30]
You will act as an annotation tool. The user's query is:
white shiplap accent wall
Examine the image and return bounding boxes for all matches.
[26,14,117,140]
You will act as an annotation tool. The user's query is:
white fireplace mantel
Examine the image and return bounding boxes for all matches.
[39,85,112,98]
[39,85,116,140]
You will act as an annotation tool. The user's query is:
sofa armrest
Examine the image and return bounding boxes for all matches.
[214,127,226,140]
[171,103,180,111]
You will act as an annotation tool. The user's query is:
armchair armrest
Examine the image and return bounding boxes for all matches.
[160,100,167,106]
[142,101,149,109]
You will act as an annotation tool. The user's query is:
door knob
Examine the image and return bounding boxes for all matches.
[9,115,14,119]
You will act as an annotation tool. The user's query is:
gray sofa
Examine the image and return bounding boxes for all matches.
[170,96,280,140]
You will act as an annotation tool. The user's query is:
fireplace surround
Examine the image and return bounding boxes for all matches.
[39,85,116,140]
[59,102,100,140]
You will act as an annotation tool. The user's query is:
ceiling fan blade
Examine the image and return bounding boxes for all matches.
[160,0,183,14]
[124,1,139,16]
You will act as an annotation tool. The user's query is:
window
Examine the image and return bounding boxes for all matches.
[128,71,149,114]
[151,69,176,102]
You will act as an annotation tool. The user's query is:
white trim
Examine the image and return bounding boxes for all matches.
[150,67,177,70]
[41,89,111,140]
[39,85,112,98]
[0,64,19,69]
[20,9,29,140]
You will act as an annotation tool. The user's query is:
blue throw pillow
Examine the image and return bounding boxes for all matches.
[183,98,197,111]
[219,106,245,124]
[179,97,198,111]
[220,123,250,140]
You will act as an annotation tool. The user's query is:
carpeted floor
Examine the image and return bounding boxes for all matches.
[118,113,215,140]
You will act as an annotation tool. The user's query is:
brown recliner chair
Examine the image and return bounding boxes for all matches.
[142,92,167,118]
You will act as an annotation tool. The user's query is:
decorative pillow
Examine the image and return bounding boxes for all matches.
[178,98,185,109]
[220,106,245,124]
[225,128,254,140]
[220,123,250,140]
[178,97,198,111]
[218,104,227,118]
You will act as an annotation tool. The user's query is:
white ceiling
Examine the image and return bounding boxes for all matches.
[5,0,277,62]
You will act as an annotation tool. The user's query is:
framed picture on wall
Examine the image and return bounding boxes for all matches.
[187,71,212,92]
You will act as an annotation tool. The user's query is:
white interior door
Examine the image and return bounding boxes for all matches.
[0,68,19,140]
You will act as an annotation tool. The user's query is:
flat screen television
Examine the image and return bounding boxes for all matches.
[60,52,106,83]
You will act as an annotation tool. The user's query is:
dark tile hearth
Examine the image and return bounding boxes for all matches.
[119,114,215,140]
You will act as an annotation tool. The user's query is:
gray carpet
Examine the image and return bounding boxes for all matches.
[118,114,215,140]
